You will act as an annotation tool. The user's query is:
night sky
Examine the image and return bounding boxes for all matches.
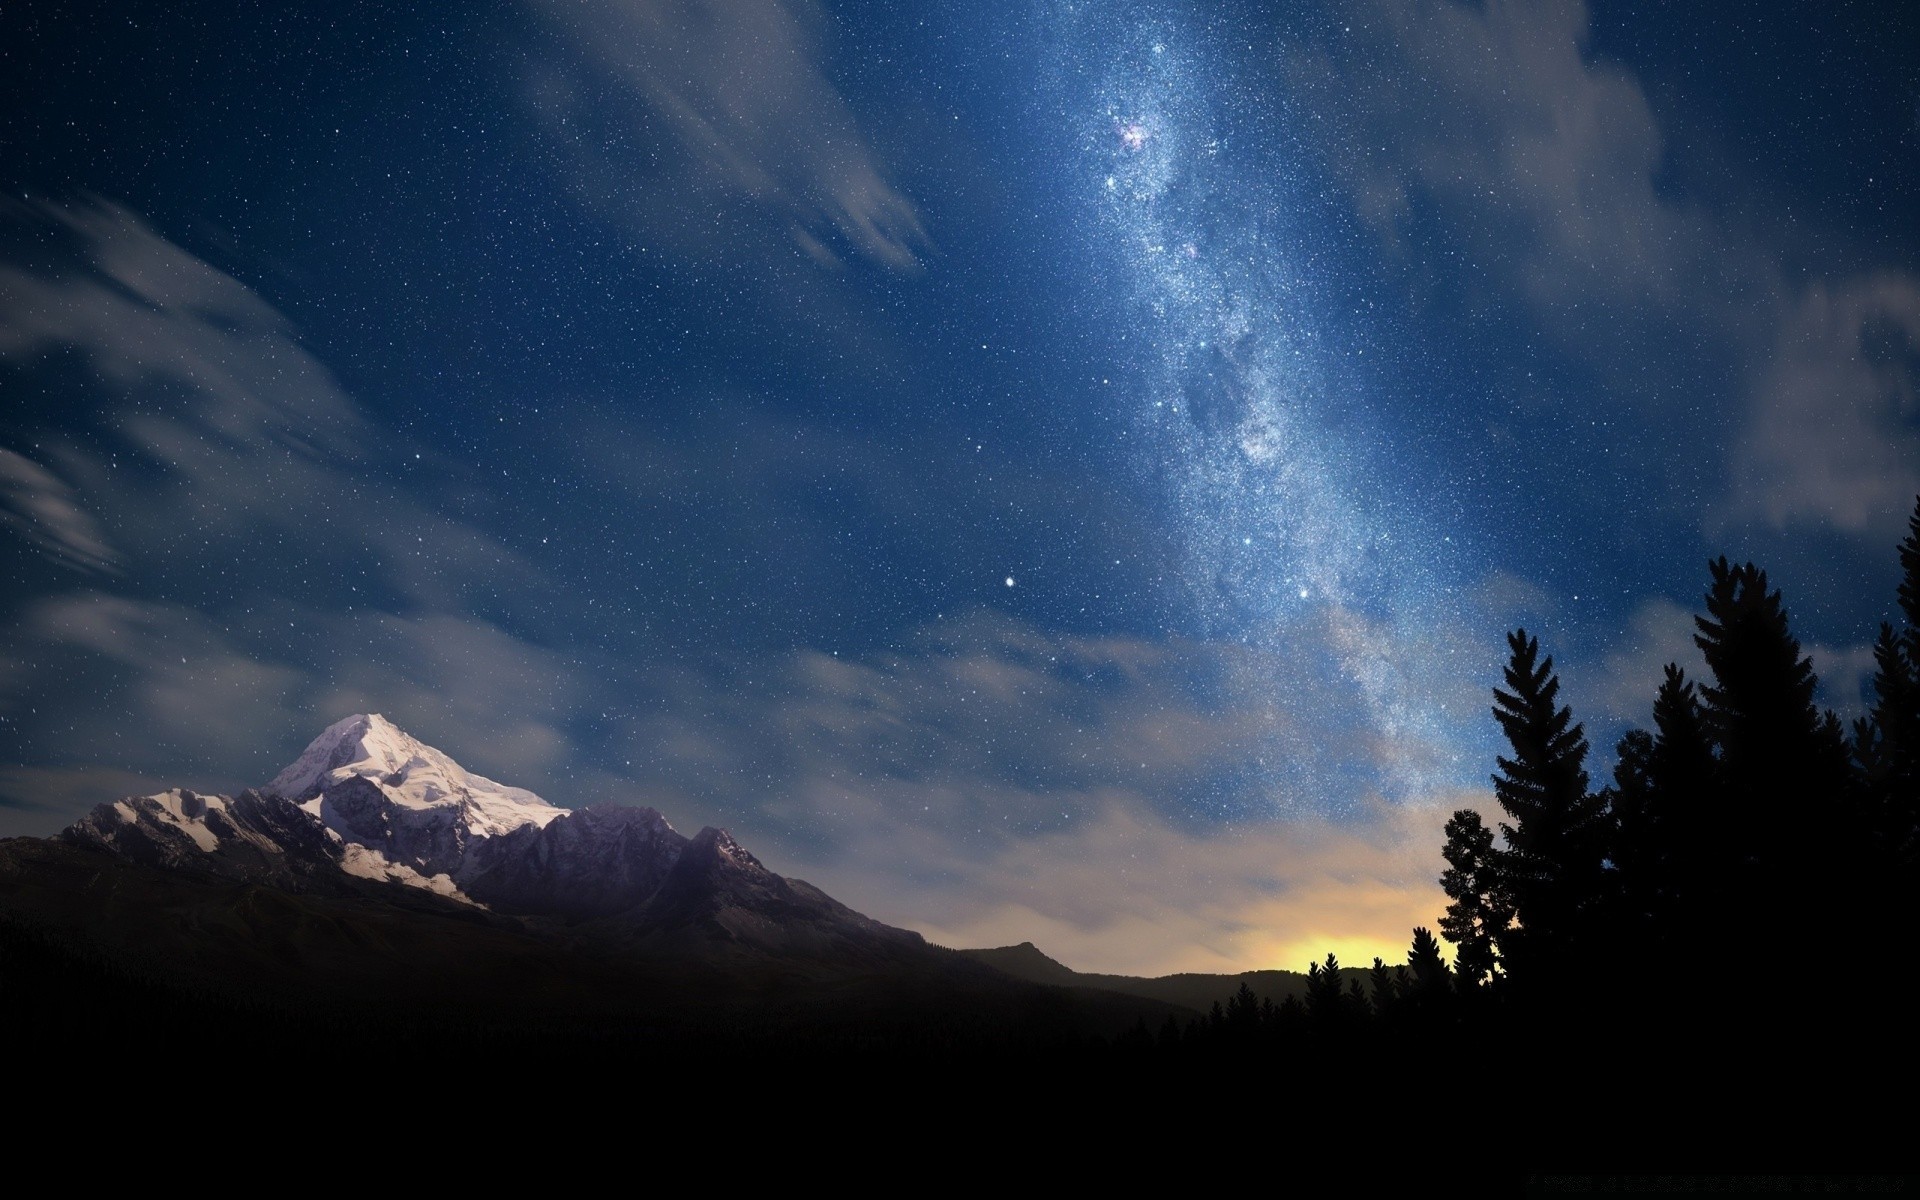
[3,0,1916,974]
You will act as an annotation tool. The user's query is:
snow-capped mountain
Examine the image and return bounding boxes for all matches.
[269,713,560,835]
[54,713,924,962]
[69,713,561,899]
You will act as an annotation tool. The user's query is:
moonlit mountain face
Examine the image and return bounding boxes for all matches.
[62,714,925,962]
[1,0,1915,976]
[73,713,633,903]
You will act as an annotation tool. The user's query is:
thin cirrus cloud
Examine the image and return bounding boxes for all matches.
[525,0,929,269]
[0,448,120,574]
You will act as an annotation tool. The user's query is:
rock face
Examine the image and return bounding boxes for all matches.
[629,826,925,963]
[65,787,344,888]
[463,804,688,919]
[47,713,923,962]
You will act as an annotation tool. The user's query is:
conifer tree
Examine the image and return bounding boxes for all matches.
[1346,977,1370,1022]
[1407,926,1449,988]
[1439,808,1511,985]
[1226,979,1261,1038]
[1690,557,1866,987]
[1305,953,1345,1026]
[1860,499,1920,863]
[1605,727,1657,921]
[1404,926,1452,1024]
[1368,956,1397,1021]
[1488,630,1612,983]
[1693,560,1852,883]
[1608,664,1718,944]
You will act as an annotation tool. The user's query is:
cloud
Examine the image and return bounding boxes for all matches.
[594,608,1482,975]
[311,611,591,789]
[1725,274,1920,536]
[1583,596,1707,725]
[1291,0,1919,543]
[1289,0,1722,322]
[1810,641,1879,723]
[0,591,610,826]
[0,448,119,573]
[0,581,1473,975]
[0,197,541,605]
[0,196,362,452]
[7,593,311,776]
[526,0,927,268]
[0,199,582,823]
[830,791,1471,977]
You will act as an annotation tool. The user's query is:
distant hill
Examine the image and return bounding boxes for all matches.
[960,941,1373,1014]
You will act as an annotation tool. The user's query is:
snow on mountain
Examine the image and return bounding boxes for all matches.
[267,713,560,837]
[57,714,920,963]
[64,786,349,887]
[113,788,226,852]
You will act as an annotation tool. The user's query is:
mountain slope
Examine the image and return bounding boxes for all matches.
[35,714,941,961]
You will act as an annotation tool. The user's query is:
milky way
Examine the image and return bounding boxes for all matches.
[1048,4,1485,812]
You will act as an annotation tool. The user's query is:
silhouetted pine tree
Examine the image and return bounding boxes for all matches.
[1368,956,1397,1022]
[1305,953,1346,1030]
[1403,926,1453,1027]
[1488,630,1612,986]
[1605,728,1657,921]
[1439,808,1511,986]
[1345,977,1370,1023]
[1693,561,1854,908]
[1606,664,1718,951]
[1226,979,1261,1040]
[1275,994,1306,1040]
[1859,499,1920,865]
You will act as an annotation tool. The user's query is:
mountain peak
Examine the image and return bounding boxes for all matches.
[266,713,561,836]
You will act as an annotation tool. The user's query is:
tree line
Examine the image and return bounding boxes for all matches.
[1120,496,1920,1070]
[1437,498,1919,1041]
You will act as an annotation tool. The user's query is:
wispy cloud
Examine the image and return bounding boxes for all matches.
[526,0,927,268]
[0,448,119,573]
[0,198,542,604]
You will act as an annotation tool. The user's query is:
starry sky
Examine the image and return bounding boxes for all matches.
[3,0,1917,974]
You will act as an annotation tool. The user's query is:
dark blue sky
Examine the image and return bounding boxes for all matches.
[3,0,1915,972]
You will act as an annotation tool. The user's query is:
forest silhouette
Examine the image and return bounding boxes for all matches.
[1097,497,1920,1171]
